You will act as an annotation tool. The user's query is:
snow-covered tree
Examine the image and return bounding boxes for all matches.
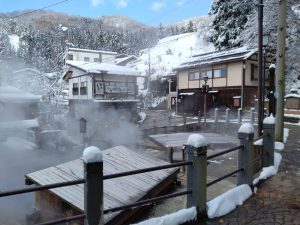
[209,0,255,49]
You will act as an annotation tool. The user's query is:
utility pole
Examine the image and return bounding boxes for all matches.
[275,0,287,142]
[257,0,264,136]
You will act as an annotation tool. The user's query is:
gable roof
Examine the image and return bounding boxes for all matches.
[175,47,257,70]
[65,60,140,78]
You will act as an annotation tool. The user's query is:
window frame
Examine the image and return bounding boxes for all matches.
[80,81,87,95]
[72,83,79,95]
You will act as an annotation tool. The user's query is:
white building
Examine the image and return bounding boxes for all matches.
[62,47,117,65]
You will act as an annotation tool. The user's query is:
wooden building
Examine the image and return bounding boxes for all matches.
[25,145,179,225]
[63,60,141,119]
[285,92,300,110]
[174,47,269,114]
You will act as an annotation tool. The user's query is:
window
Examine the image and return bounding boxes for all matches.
[94,58,100,62]
[213,67,227,78]
[72,83,79,95]
[200,70,212,79]
[80,81,87,95]
[251,64,258,80]
[84,57,90,62]
[188,71,200,81]
[67,54,73,60]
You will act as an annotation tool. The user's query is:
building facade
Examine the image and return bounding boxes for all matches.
[174,47,269,114]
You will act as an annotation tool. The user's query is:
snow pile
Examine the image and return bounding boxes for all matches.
[82,146,103,163]
[151,96,166,108]
[207,184,252,218]
[254,138,263,146]
[275,141,284,152]
[132,207,197,225]
[253,152,282,185]
[263,114,275,124]
[186,134,207,148]
[284,128,289,143]
[238,123,254,134]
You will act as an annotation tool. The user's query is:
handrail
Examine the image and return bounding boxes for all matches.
[104,161,193,180]
[207,168,244,187]
[35,214,85,225]
[0,179,85,198]
[207,145,244,160]
[104,190,192,214]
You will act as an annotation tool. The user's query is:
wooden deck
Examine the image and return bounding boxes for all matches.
[26,145,179,224]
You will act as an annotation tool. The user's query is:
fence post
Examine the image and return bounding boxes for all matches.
[250,108,255,124]
[186,134,207,218]
[237,123,254,186]
[238,108,242,123]
[168,114,172,126]
[225,108,230,123]
[183,113,187,126]
[153,118,156,130]
[83,146,103,225]
[198,110,201,125]
[263,115,275,167]
[214,108,219,123]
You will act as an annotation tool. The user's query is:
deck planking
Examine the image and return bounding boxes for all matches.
[26,145,179,224]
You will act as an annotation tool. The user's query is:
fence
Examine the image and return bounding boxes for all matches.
[0,121,275,225]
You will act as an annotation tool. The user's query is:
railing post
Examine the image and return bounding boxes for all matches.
[214,108,219,123]
[186,134,207,218]
[250,108,255,124]
[225,108,230,123]
[198,110,201,125]
[238,108,242,123]
[83,147,103,225]
[263,115,275,167]
[237,123,254,186]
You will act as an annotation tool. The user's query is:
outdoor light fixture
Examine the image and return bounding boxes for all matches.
[202,75,209,123]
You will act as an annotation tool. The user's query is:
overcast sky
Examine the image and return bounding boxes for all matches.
[0,0,213,25]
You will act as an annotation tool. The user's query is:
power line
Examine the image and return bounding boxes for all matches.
[7,0,69,20]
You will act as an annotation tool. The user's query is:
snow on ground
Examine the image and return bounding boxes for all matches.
[207,184,252,218]
[132,207,197,225]
[134,31,214,84]
[253,152,282,185]
[284,128,289,143]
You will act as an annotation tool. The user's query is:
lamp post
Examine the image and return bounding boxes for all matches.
[262,33,270,118]
[202,75,209,123]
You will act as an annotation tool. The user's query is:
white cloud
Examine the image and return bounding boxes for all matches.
[115,0,129,8]
[176,0,186,6]
[91,0,105,7]
[150,1,165,11]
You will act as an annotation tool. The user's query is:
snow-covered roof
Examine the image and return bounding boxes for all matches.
[68,47,117,55]
[0,85,41,103]
[0,119,39,131]
[13,68,40,74]
[65,60,141,77]
[285,94,300,98]
[176,47,257,70]
[115,55,138,66]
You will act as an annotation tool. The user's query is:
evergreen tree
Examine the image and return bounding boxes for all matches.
[209,0,255,49]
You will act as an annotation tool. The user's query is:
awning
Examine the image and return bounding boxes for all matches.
[179,92,195,96]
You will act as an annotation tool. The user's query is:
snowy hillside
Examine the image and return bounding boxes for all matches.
[134,31,215,87]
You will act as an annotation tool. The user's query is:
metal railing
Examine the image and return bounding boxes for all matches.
[0,121,275,225]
